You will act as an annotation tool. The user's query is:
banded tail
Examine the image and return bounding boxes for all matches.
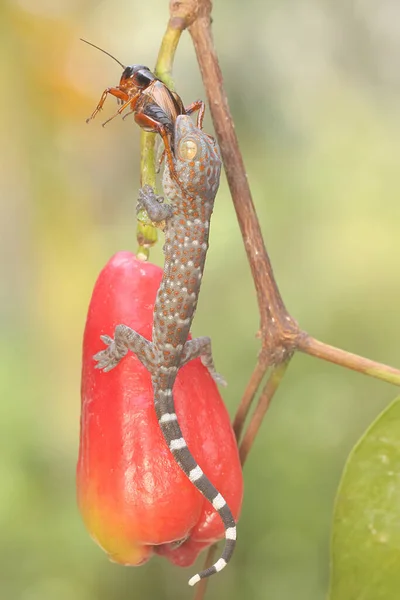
[154,383,237,585]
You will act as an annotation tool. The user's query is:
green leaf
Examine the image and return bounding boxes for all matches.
[329,396,400,600]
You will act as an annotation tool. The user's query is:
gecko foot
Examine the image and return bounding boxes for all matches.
[137,185,164,214]
[139,184,164,203]
[137,185,172,222]
[182,337,228,387]
[93,334,128,372]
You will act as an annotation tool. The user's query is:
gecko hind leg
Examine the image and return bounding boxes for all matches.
[94,324,154,373]
[181,337,227,387]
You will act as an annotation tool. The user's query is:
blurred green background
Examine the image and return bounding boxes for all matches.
[1,0,400,598]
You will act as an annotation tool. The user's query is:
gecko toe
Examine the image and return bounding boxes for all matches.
[94,354,115,371]
[93,349,107,361]
[214,373,228,387]
[102,362,118,372]
[93,348,113,365]
[139,184,154,200]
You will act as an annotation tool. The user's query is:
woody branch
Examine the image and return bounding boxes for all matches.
[149,1,400,597]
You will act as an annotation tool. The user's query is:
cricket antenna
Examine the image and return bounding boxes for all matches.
[80,38,126,69]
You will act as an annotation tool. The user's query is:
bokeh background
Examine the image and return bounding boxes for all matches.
[2,0,400,599]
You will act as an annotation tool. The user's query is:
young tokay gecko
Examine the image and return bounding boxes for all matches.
[94,115,237,585]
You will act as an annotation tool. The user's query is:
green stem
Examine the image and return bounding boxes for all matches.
[154,25,182,85]
[136,25,183,260]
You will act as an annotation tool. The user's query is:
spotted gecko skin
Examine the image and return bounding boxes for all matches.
[94,115,237,586]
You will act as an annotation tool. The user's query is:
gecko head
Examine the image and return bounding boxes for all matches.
[172,115,222,191]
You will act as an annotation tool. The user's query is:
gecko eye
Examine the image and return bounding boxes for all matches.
[178,138,198,161]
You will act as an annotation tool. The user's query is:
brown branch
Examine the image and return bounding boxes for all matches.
[167,0,299,367]
[187,7,299,367]
[157,1,400,598]
[170,0,400,388]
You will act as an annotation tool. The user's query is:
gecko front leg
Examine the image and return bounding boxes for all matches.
[95,186,171,374]
[94,324,155,373]
[138,184,173,222]
[181,337,227,387]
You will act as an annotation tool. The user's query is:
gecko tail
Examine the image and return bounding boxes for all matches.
[188,521,237,586]
[153,384,237,587]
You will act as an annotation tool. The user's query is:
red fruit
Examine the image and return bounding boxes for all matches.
[77,251,243,569]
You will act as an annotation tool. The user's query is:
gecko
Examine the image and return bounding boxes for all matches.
[93,114,237,586]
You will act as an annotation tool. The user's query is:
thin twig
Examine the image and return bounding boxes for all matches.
[193,544,218,600]
[154,21,183,86]
[239,361,291,465]
[298,334,400,386]
[232,358,269,441]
